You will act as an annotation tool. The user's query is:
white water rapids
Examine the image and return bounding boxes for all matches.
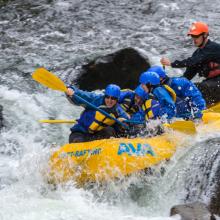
[0,0,220,219]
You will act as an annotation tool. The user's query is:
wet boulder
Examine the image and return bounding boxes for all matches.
[196,78,220,106]
[170,202,215,220]
[75,47,150,91]
[209,162,220,216]
[0,105,3,130]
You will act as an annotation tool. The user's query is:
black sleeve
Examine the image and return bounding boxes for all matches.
[171,49,205,68]
[183,66,198,80]
[171,57,195,68]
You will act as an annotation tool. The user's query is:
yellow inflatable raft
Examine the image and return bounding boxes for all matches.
[47,111,220,185]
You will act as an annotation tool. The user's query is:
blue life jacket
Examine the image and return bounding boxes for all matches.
[164,77,206,118]
[130,99,162,123]
[67,86,128,133]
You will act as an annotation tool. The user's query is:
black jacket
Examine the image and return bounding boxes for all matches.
[171,40,220,80]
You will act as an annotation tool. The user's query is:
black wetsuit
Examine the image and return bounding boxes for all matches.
[171,40,220,105]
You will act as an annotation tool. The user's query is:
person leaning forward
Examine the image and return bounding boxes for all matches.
[148,65,206,119]
[161,22,220,105]
[66,84,129,143]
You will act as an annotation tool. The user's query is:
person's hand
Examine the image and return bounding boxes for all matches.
[118,117,129,129]
[160,57,171,66]
[66,88,74,96]
[118,117,127,123]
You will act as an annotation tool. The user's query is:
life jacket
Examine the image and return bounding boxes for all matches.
[120,97,139,115]
[207,61,220,78]
[163,84,177,102]
[119,89,139,115]
[141,99,161,120]
[87,105,118,134]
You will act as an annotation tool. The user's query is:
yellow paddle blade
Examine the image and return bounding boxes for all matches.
[203,102,220,113]
[32,68,67,92]
[163,120,196,135]
[39,119,76,124]
[202,112,220,124]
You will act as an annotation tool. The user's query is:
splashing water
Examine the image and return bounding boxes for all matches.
[1,0,220,219]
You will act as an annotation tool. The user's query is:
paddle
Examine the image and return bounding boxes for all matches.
[203,102,220,113]
[202,112,220,124]
[39,119,144,124]
[39,119,76,124]
[39,117,196,134]
[32,68,129,129]
[163,120,196,135]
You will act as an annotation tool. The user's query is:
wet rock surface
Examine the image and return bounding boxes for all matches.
[170,202,216,220]
[75,48,150,90]
[0,105,3,130]
[209,161,220,216]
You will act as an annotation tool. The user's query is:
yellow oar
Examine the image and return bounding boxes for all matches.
[163,120,196,135]
[164,103,220,134]
[32,68,68,92]
[39,119,76,124]
[202,112,220,124]
[203,102,220,113]
[40,119,197,135]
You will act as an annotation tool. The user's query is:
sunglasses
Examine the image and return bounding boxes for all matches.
[191,34,203,39]
[105,95,118,101]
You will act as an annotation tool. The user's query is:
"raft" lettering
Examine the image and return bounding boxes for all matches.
[59,148,102,158]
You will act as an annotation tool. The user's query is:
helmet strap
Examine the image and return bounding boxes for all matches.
[198,33,208,48]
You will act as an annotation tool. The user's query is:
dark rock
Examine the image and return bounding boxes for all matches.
[196,77,220,106]
[75,47,150,91]
[0,105,3,130]
[209,162,220,216]
[170,202,215,220]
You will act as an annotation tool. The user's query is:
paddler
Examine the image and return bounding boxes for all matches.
[119,85,149,116]
[160,22,220,105]
[148,65,206,119]
[66,84,129,143]
[118,85,161,136]
[119,85,161,122]
[139,70,176,119]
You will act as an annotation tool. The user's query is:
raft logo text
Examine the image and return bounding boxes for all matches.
[118,143,155,156]
[59,148,102,158]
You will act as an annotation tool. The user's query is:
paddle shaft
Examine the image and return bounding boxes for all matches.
[39,119,76,124]
[73,93,129,129]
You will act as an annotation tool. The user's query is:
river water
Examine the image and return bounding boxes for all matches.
[0,0,220,219]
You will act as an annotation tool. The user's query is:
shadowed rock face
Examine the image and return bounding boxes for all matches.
[75,48,150,91]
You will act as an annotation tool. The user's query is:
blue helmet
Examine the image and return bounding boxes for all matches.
[134,85,149,100]
[139,71,160,85]
[105,84,121,99]
[148,66,166,79]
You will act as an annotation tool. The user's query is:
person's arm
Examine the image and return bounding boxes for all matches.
[130,111,145,123]
[171,54,203,68]
[66,86,103,107]
[153,87,176,118]
[153,87,175,107]
[183,66,198,80]
[182,80,206,111]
